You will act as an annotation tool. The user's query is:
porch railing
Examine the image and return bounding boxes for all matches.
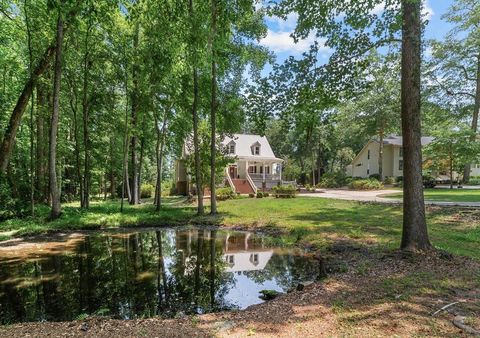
[246,173,258,194]
[225,167,236,193]
[248,173,281,181]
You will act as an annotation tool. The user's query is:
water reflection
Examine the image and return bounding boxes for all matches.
[0,228,318,324]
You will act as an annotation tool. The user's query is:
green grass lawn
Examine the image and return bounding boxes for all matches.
[1,196,479,259]
[381,188,480,202]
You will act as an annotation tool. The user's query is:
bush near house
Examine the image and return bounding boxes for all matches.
[140,183,155,198]
[216,187,236,201]
[316,171,351,188]
[467,176,480,185]
[348,178,384,190]
[383,176,396,185]
[272,185,297,198]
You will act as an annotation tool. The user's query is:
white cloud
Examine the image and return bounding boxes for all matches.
[370,0,433,20]
[262,13,331,56]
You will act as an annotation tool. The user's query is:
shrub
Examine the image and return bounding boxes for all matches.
[0,174,26,220]
[423,174,436,188]
[248,193,255,198]
[140,183,155,198]
[256,191,264,198]
[316,171,351,188]
[468,178,480,185]
[216,187,236,201]
[272,185,297,198]
[369,174,381,181]
[383,176,396,185]
[263,192,270,197]
[348,179,384,190]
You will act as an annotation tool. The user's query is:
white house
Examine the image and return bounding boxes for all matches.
[175,134,284,195]
[348,135,480,179]
[347,135,434,178]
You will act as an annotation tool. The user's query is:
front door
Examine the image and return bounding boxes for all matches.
[229,166,237,179]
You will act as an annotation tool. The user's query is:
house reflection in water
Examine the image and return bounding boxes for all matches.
[174,230,273,274]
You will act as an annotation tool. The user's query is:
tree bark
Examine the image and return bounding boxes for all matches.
[210,0,218,215]
[189,0,204,214]
[36,86,46,202]
[130,23,140,205]
[154,111,168,211]
[378,123,384,181]
[400,0,431,251]
[48,12,65,220]
[81,19,92,209]
[0,44,55,173]
[463,53,480,183]
[121,82,131,212]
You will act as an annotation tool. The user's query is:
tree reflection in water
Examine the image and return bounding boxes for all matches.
[0,228,319,324]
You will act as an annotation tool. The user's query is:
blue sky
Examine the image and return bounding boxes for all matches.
[258,0,456,69]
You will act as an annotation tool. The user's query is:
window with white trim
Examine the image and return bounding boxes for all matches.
[228,143,235,154]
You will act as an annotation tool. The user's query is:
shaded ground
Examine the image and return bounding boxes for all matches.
[1,245,478,337]
[1,197,479,337]
[379,188,480,203]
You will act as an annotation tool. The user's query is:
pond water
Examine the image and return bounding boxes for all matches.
[0,228,320,324]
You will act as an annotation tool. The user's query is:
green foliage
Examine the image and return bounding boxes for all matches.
[216,187,235,201]
[348,179,384,190]
[383,176,396,185]
[316,171,351,188]
[272,185,297,198]
[140,184,155,199]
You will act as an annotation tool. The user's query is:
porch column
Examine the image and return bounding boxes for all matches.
[279,163,282,182]
[262,162,266,182]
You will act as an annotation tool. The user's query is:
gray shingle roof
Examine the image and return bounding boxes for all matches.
[383,135,434,146]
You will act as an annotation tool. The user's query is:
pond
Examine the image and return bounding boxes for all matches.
[0,227,320,324]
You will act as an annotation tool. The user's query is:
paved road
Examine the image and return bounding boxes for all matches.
[298,189,480,207]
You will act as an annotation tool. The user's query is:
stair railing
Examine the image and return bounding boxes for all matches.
[246,172,258,194]
[225,167,236,193]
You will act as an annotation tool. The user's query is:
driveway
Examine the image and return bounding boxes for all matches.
[298,189,480,207]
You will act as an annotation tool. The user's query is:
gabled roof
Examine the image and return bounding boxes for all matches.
[222,134,282,160]
[383,135,434,146]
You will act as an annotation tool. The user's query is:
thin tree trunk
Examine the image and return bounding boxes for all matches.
[450,146,454,190]
[121,82,131,212]
[25,0,35,216]
[137,136,145,203]
[36,86,46,202]
[463,53,480,183]
[210,0,218,215]
[378,124,384,182]
[155,111,168,211]
[48,12,65,220]
[130,23,140,205]
[189,0,204,215]
[400,0,431,251]
[81,17,92,209]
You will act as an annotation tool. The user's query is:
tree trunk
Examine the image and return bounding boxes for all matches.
[378,125,384,182]
[399,0,431,251]
[81,21,92,209]
[0,44,56,173]
[189,0,204,215]
[450,146,454,190]
[25,0,35,215]
[130,23,140,205]
[121,84,131,212]
[463,53,480,183]
[36,86,46,202]
[48,12,65,220]
[210,0,218,215]
[154,111,168,211]
[137,136,145,203]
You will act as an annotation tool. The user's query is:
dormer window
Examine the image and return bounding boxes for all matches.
[228,141,236,154]
[251,142,261,155]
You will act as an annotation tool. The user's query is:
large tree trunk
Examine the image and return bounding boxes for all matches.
[210,0,218,215]
[48,13,65,220]
[0,44,56,173]
[399,0,431,251]
[463,53,480,183]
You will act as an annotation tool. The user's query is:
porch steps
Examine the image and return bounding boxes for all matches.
[230,179,255,194]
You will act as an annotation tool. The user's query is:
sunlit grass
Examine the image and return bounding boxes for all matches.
[381,188,480,202]
[1,196,479,259]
